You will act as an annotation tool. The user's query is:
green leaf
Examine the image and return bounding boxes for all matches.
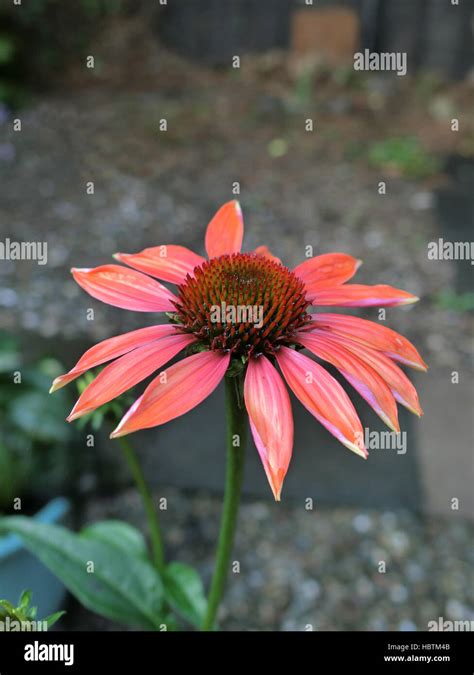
[0,599,16,619]
[160,612,179,632]
[368,136,440,179]
[81,520,148,559]
[0,517,164,630]
[45,610,66,629]
[164,562,207,627]
[0,589,64,627]
[18,589,32,612]
[434,289,474,313]
[8,391,70,443]
[0,590,36,621]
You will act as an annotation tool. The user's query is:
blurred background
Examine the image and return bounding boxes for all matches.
[0,0,473,631]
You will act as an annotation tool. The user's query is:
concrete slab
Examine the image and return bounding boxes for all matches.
[137,368,423,512]
[417,370,474,519]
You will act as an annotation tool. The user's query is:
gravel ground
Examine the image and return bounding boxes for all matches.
[0,46,472,370]
[63,486,474,631]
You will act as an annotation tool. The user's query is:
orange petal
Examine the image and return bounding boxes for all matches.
[308,329,423,415]
[50,324,179,392]
[114,245,205,285]
[67,333,195,421]
[296,331,399,432]
[293,253,361,295]
[254,245,282,265]
[276,347,367,458]
[244,355,293,500]
[309,284,419,307]
[205,201,244,258]
[110,350,230,438]
[310,313,428,371]
[72,265,178,312]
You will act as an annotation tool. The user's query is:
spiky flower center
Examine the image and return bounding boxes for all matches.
[174,253,310,357]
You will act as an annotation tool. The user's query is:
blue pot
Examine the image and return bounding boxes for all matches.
[0,497,71,617]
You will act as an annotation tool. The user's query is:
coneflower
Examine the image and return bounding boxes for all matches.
[52,200,425,501]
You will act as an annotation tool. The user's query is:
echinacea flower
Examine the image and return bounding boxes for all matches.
[51,201,426,500]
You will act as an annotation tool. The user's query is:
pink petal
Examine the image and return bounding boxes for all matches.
[110,350,230,437]
[309,284,419,307]
[67,333,195,421]
[72,265,178,312]
[50,324,179,392]
[308,329,423,416]
[296,331,399,431]
[114,245,205,285]
[294,253,361,297]
[309,313,428,371]
[276,347,366,458]
[254,245,282,265]
[244,356,293,500]
[205,201,244,258]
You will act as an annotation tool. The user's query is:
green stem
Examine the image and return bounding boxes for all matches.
[202,374,247,631]
[117,435,166,576]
